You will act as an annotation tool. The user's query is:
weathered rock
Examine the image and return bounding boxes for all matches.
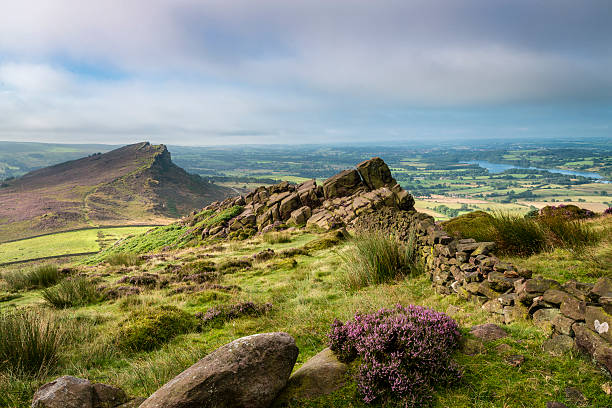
[546,402,568,408]
[116,398,146,408]
[585,306,612,342]
[32,376,94,408]
[560,296,586,321]
[356,157,394,190]
[543,334,575,356]
[542,289,571,306]
[565,387,588,406]
[32,376,128,408]
[524,277,561,294]
[488,271,516,292]
[273,348,348,404]
[482,299,504,314]
[279,193,301,220]
[552,314,575,336]
[590,277,612,301]
[288,206,311,226]
[532,308,560,331]
[140,332,299,408]
[322,169,362,199]
[470,323,508,342]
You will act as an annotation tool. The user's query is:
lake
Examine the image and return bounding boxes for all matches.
[465,160,609,183]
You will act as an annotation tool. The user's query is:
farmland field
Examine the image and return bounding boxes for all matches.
[0,226,154,264]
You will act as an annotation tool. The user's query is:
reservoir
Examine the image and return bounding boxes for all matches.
[465,161,609,183]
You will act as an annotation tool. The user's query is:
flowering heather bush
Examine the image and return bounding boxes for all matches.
[604,207,612,215]
[329,304,461,407]
[539,204,595,220]
[197,301,272,328]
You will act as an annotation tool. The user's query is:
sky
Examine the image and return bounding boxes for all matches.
[0,0,611,145]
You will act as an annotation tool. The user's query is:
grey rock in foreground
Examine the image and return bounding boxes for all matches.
[469,323,508,342]
[140,332,299,408]
[273,348,348,405]
[31,375,128,408]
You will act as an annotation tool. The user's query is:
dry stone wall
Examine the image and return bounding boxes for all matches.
[355,207,612,377]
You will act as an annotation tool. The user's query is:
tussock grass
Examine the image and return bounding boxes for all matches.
[340,231,422,290]
[1,265,62,292]
[489,212,546,256]
[106,252,141,266]
[539,215,600,251]
[262,231,291,244]
[41,278,101,309]
[0,309,65,377]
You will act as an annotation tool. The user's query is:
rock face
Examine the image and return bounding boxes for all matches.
[273,348,348,404]
[140,332,299,408]
[192,157,415,240]
[31,376,128,408]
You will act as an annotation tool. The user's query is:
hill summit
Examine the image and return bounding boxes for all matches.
[0,142,232,241]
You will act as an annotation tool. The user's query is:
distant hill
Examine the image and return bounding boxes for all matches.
[0,142,233,242]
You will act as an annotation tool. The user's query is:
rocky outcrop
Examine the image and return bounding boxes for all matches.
[187,158,415,240]
[140,332,299,408]
[31,376,128,408]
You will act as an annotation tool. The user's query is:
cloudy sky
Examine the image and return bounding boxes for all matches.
[0,0,611,145]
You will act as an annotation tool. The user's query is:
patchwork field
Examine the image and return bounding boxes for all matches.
[0,226,154,265]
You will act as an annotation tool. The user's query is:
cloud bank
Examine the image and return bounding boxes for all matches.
[0,0,610,144]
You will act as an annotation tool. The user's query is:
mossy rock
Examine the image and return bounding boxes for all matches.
[441,211,496,242]
[303,230,347,252]
[117,305,197,352]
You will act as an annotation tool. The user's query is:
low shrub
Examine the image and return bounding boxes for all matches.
[106,252,141,266]
[263,231,291,244]
[197,301,272,328]
[340,231,421,290]
[328,305,461,407]
[441,211,496,243]
[41,278,102,308]
[0,309,65,377]
[216,258,252,273]
[2,265,62,292]
[539,204,595,220]
[303,230,346,252]
[117,305,197,352]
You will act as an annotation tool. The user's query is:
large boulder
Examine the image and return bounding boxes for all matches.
[31,376,128,408]
[273,348,348,405]
[356,157,394,190]
[140,332,299,408]
[322,169,362,199]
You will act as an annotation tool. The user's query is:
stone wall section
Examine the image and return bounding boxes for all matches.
[355,207,612,376]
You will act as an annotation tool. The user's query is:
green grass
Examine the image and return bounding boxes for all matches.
[41,278,102,309]
[105,252,141,266]
[0,309,65,377]
[1,265,62,291]
[0,227,153,264]
[1,227,611,407]
[339,231,421,290]
[263,231,292,244]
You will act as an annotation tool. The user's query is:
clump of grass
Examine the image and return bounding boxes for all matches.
[117,306,197,352]
[106,252,141,266]
[263,231,291,244]
[197,301,272,328]
[340,231,421,290]
[539,216,600,251]
[442,211,496,243]
[1,265,62,292]
[41,278,102,309]
[0,309,65,377]
[488,212,547,256]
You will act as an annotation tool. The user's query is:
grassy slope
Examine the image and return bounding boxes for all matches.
[1,226,611,407]
[0,227,154,264]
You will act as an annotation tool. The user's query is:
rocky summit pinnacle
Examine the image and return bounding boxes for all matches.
[185,157,415,240]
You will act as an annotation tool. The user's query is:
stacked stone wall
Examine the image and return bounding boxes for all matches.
[355,208,612,376]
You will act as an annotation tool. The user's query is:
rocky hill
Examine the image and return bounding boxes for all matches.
[0,142,233,242]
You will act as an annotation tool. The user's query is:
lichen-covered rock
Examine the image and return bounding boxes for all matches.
[273,348,348,405]
[140,332,299,408]
[470,323,507,342]
[288,206,312,226]
[322,169,362,199]
[356,157,394,190]
[31,376,128,408]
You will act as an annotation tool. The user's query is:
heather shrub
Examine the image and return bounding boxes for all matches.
[328,305,461,407]
[604,207,612,215]
[2,265,62,292]
[340,231,421,290]
[538,204,595,220]
[197,301,272,328]
[117,305,197,352]
[41,277,102,309]
[0,309,65,377]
